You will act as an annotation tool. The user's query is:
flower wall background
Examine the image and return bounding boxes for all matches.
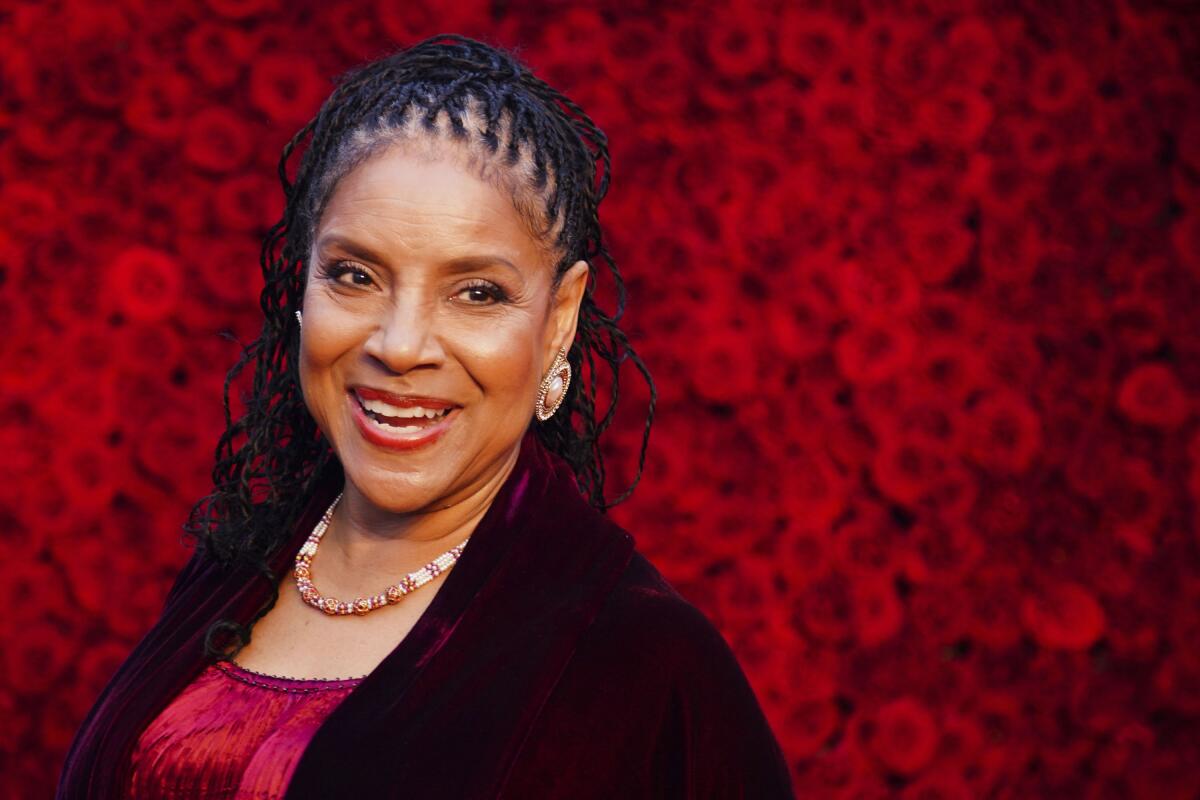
[3,0,1200,795]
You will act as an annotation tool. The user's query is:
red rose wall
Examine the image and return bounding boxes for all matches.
[3,0,1200,795]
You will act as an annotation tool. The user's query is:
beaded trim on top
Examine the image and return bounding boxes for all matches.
[215,660,366,694]
[293,492,471,617]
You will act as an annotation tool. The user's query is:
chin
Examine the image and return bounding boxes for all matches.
[350,462,449,513]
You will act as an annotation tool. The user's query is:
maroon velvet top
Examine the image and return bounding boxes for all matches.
[127,661,363,799]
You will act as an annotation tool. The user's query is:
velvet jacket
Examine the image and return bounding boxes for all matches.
[57,431,795,799]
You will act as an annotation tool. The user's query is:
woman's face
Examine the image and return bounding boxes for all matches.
[299,141,588,514]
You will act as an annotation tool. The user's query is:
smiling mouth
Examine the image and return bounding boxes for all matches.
[352,391,454,431]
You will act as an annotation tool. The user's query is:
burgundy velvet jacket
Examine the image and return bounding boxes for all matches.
[57,431,795,798]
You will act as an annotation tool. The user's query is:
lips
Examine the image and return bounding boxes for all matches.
[348,388,459,451]
[352,387,458,409]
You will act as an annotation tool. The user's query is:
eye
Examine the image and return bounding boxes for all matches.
[324,261,373,287]
[456,280,508,305]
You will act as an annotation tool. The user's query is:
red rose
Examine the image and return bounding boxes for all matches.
[69,39,136,111]
[779,697,841,758]
[48,440,120,514]
[696,10,771,81]
[1028,52,1090,114]
[184,23,256,89]
[2,609,71,695]
[212,172,281,234]
[795,571,855,645]
[134,402,218,492]
[707,555,784,632]
[113,321,185,374]
[902,518,983,587]
[963,565,1024,650]
[869,430,959,508]
[832,503,900,579]
[908,584,969,646]
[187,236,265,308]
[14,112,92,161]
[834,258,921,321]
[1115,362,1192,429]
[915,87,993,149]
[123,70,194,140]
[687,310,763,404]
[878,19,953,98]
[1099,456,1166,555]
[774,442,852,534]
[1020,581,1107,651]
[1107,293,1168,357]
[793,738,888,796]
[979,213,1044,284]
[183,107,253,173]
[901,211,976,286]
[867,696,940,775]
[1099,160,1170,227]
[834,318,917,385]
[1,180,59,238]
[962,390,1042,475]
[375,0,493,47]
[105,246,183,323]
[909,339,985,409]
[899,769,974,800]
[851,574,904,647]
[780,525,834,594]
[77,639,134,697]
[249,52,328,124]
[777,9,851,80]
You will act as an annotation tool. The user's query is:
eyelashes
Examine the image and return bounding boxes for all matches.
[321,261,373,287]
[318,261,510,305]
[458,279,509,304]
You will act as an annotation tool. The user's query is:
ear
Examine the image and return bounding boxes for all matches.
[543,259,590,370]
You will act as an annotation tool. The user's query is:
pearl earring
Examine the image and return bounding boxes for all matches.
[296,310,303,328]
[535,346,571,422]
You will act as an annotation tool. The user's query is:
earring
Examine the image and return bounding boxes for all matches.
[296,310,303,328]
[534,346,571,422]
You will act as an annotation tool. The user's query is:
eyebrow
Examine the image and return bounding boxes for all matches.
[315,234,521,276]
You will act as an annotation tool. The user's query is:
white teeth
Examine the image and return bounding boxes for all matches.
[358,397,449,419]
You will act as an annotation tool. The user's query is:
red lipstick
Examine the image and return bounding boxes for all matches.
[352,387,457,409]
[349,389,459,451]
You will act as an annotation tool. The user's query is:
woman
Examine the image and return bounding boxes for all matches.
[57,34,794,799]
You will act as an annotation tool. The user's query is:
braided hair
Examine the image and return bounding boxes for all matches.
[184,34,656,661]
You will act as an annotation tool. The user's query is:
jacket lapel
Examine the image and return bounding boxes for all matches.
[286,432,636,797]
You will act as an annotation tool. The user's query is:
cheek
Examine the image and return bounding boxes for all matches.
[449,316,542,402]
[297,287,375,410]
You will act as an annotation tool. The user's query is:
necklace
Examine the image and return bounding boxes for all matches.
[293,492,471,617]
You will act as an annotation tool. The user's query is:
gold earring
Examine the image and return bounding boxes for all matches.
[535,346,571,422]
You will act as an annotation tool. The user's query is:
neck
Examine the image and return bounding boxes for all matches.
[321,443,523,583]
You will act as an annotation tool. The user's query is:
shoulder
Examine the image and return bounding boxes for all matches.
[582,547,752,690]
[553,546,797,797]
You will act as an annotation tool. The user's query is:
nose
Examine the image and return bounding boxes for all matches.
[362,290,444,374]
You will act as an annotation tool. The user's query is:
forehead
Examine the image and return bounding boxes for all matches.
[315,141,546,268]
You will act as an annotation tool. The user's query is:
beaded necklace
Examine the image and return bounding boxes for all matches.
[293,493,470,617]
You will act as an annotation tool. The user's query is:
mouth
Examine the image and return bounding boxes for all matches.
[348,389,459,451]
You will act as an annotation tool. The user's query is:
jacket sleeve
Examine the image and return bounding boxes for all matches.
[657,598,796,799]
[161,543,210,610]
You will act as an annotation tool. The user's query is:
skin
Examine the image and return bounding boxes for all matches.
[234,139,589,678]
